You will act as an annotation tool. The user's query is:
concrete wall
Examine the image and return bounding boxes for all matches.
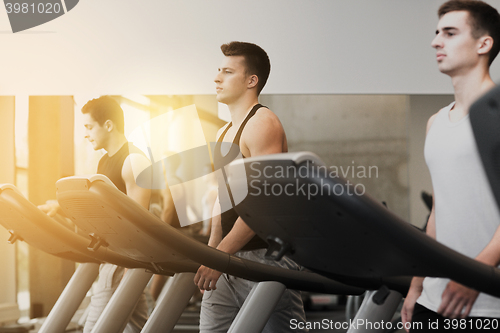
[260,94,410,221]
[260,93,459,226]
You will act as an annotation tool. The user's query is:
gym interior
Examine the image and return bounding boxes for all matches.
[1,1,500,332]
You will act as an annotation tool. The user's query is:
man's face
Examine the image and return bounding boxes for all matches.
[83,113,109,150]
[214,55,250,104]
[431,10,482,76]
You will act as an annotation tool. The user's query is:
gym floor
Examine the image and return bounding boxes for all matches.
[27,299,405,332]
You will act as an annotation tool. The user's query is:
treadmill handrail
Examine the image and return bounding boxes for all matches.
[230,151,325,167]
[0,183,23,195]
[226,153,500,297]
[0,184,153,269]
[56,175,364,295]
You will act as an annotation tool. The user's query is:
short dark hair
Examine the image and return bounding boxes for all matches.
[220,41,271,95]
[81,96,125,133]
[439,0,500,65]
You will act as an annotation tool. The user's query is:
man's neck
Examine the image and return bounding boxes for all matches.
[227,95,260,128]
[451,67,495,116]
[104,134,128,156]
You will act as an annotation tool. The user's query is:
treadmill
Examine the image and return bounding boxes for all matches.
[0,184,158,333]
[225,142,500,331]
[55,174,364,333]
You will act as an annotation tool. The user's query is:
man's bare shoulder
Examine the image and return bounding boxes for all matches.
[216,122,231,141]
[241,106,286,156]
[246,107,284,133]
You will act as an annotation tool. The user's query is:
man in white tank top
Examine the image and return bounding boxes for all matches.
[401,1,500,332]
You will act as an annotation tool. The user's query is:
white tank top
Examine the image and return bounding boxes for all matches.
[417,102,500,317]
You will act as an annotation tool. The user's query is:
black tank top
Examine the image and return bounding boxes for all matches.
[97,142,145,194]
[214,104,268,251]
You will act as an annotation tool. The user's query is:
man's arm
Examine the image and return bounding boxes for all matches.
[208,197,222,248]
[401,113,438,331]
[437,226,500,318]
[194,109,286,291]
[216,109,286,254]
[194,125,227,291]
[475,229,500,266]
[205,125,227,249]
[161,184,185,226]
[401,203,435,331]
[122,153,151,210]
[121,153,151,276]
[199,189,218,236]
[161,186,176,224]
[194,196,223,291]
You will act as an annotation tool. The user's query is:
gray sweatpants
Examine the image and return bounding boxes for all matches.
[83,263,148,333]
[199,249,307,333]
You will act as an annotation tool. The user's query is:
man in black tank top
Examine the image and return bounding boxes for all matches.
[194,42,306,333]
[81,96,151,333]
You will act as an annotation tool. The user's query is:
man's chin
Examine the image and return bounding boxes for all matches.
[437,63,451,74]
[216,93,230,103]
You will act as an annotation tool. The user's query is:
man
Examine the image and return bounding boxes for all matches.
[42,96,151,332]
[81,96,152,333]
[402,1,500,332]
[193,42,306,332]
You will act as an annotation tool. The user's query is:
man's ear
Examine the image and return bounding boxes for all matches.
[104,119,114,132]
[247,74,259,89]
[478,36,494,56]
